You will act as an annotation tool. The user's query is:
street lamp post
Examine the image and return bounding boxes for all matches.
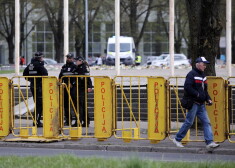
[169,0,174,77]
[64,0,69,63]
[85,0,88,62]
[226,0,232,77]
[115,0,120,76]
[15,0,20,75]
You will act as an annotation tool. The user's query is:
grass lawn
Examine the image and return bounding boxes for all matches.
[0,155,234,168]
[0,69,23,74]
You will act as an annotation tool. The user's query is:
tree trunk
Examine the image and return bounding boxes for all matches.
[186,0,222,76]
[7,37,14,64]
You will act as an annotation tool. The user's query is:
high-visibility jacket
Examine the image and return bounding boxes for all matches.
[135,55,141,63]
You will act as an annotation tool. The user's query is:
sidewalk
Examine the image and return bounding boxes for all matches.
[1,134,235,156]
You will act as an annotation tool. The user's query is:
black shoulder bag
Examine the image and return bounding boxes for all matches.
[180,95,194,110]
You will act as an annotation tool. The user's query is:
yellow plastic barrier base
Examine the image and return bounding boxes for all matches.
[97,138,108,141]
[150,140,160,144]
[70,127,82,140]
[20,128,29,138]
[133,128,140,140]
[4,137,63,142]
[122,131,132,143]
[181,130,190,145]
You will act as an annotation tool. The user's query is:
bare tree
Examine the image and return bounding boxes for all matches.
[186,0,223,76]
[120,0,154,51]
[0,0,43,64]
[43,0,64,63]
[70,0,104,58]
[0,0,14,63]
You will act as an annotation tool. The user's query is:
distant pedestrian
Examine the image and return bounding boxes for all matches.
[88,55,94,66]
[135,54,141,66]
[20,56,25,66]
[173,56,220,149]
[95,55,102,66]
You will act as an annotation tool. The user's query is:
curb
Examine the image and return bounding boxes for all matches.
[0,142,235,156]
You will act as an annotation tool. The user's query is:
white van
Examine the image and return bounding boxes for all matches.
[105,36,136,65]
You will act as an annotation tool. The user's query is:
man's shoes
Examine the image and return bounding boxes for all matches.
[206,142,220,149]
[173,138,184,148]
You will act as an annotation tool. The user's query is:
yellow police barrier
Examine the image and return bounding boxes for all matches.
[60,76,112,141]
[0,77,10,139]
[207,77,226,142]
[226,77,235,143]
[113,76,163,142]
[148,77,167,144]
[42,77,60,138]
[4,76,61,142]
[59,76,82,140]
[94,77,113,141]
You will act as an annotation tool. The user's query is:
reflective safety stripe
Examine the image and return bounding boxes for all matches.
[62,72,74,75]
[194,77,203,80]
[29,71,37,75]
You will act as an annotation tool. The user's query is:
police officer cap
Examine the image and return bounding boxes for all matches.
[34,51,44,57]
[195,56,210,64]
[75,56,84,61]
[66,53,74,58]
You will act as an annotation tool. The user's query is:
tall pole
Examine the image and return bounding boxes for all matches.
[169,0,174,76]
[15,0,20,75]
[85,0,88,62]
[226,0,232,77]
[115,0,120,75]
[64,0,69,63]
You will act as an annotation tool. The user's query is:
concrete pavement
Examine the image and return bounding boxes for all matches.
[0,135,235,156]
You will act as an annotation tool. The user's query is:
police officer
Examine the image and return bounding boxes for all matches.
[23,52,48,127]
[73,56,92,127]
[135,54,141,66]
[58,53,77,126]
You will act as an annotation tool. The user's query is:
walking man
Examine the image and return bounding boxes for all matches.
[173,57,220,149]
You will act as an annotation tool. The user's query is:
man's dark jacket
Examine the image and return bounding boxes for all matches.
[184,68,211,104]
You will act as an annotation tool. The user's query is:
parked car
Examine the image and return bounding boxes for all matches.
[146,56,160,65]
[44,58,58,65]
[151,53,190,67]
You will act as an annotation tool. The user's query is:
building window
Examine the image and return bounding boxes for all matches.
[32,21,54,59]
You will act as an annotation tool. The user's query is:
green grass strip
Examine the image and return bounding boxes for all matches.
[0,155,234,168]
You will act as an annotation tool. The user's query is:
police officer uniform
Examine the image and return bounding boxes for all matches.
[135,54,141,66]
[58,53,77,125]
[23,52,48,127]
[73,56,92,127]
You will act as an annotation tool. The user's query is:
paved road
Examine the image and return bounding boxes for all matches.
[0,147,235,162]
